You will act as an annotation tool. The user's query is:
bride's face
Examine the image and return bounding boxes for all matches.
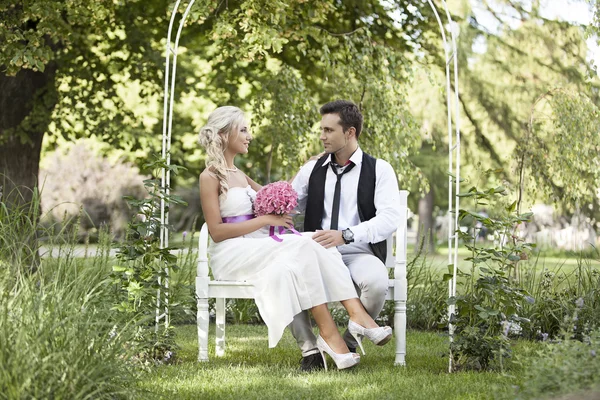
[227,119,252,154]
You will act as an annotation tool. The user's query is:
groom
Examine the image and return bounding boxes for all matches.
[290,100,402,371]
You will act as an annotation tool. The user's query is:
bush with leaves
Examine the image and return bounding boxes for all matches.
[110,158,188,363]
[449,172,535,371]
[518,252,600,341]
[507,308,600,399]
[39,140,149,240]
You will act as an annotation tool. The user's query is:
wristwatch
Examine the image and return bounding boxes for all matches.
[342,228,354,244]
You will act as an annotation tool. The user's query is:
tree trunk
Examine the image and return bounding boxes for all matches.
[416,188,435,254]
[0,64,58,272]
[0,65,57,208]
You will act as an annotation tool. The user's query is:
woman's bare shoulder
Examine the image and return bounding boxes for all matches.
[199,169,219,187]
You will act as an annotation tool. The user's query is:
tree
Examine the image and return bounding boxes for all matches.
[461,5,600,216]
[171,0,439,186]
[0,0,166,208]
[2,0,446,213]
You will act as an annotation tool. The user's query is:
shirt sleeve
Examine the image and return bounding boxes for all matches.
[291,160,317,214]
[350,160,402,244]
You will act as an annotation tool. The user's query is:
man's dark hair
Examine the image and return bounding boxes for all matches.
[320,100,363,139]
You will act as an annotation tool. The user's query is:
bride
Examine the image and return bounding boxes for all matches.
[198,106,392,371]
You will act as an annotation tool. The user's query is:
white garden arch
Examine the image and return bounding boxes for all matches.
[158,0,461,372]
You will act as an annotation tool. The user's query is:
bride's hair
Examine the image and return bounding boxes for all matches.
[198,106,246,199]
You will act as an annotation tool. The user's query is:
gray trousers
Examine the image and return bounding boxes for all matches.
[288,251,389,356]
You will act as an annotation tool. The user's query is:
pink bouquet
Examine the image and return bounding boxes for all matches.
[254,181,298,216]
[254,181,300,242]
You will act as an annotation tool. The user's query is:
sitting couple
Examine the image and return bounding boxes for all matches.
[199,100,402,371]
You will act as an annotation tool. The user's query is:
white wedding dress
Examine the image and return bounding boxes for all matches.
[208,185,358,348]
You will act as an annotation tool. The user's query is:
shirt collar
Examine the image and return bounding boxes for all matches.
[321,147,363,167]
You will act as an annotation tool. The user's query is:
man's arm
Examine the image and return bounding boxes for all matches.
[350,160,402,244]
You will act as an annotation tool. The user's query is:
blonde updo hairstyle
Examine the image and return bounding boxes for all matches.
[198,106,246,199]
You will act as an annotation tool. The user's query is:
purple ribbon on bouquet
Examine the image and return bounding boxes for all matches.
[268,225,301,242]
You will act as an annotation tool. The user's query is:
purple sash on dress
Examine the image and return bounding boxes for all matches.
[222,214,255,223]
[222,214,301,242]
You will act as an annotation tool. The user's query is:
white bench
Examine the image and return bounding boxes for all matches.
[197,190,409,365]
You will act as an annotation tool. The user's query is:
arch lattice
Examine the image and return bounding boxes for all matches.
[158,0,461,372]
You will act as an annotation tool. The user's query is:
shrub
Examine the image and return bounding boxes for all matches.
[519,252,600,341]
[39,140,148,239]
[110,157,190,362]
[449,175,535,371]
[510,327,600,399]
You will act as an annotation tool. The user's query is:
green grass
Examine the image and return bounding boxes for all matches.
[411,248,599,276]
[137,324,535,400]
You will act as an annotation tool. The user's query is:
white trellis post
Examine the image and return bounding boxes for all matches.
[159,1,461,369]
[426,0,462,373]
[157,0,198,333]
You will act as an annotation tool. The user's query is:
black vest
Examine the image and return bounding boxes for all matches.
[304,152,387,264]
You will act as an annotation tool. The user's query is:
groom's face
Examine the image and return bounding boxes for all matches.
[320,113,347,154]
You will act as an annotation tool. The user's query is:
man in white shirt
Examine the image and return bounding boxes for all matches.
[291,100,402,371]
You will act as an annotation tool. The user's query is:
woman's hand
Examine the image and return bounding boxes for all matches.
[261,214,294,229]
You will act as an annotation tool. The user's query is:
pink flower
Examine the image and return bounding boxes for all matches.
[254,181,298,216]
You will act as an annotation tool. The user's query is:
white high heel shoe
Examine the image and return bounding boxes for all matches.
[348,320,393,355]
[316,335,360,371]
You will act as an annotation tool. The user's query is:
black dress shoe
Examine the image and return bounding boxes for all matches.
[299,353,325,372]
[347,346,356,354]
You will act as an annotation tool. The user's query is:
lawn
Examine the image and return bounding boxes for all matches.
[136,324,537,400]
[410,245,600,277]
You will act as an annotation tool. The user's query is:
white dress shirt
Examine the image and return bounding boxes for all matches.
[292,147,402,255]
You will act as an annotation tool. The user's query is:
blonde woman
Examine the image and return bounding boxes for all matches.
[198,106,392,371]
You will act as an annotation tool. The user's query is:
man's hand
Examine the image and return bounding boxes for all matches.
[312,230,344,248]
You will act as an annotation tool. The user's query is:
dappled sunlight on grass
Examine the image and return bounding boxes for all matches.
[138,325,513,399]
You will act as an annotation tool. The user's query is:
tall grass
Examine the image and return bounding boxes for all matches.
[519,248,600,340]
[378,244,600,341]
[0,196,142,399]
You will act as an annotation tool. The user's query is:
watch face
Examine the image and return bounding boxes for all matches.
[343,229,354,242]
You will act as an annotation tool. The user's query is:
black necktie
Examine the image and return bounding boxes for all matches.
[329,162,355,230]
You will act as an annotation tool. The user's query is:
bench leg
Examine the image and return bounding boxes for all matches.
[215,298,226,357]
[198,296,209,362]
[394,299,406,366]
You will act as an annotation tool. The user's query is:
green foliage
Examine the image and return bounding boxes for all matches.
[0,1,115,75]
[0,196,141,399]
[110,157,189,362]
[0,188,42,272]
[518,254,600,341]
[177,0,426,185]
[519,89,600,213]
[441,2,600,217]
[510,327,600,399]
[226,299,263,325]
[379,240,448,330]
[251,65,318,181]
[449,171,535,371]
